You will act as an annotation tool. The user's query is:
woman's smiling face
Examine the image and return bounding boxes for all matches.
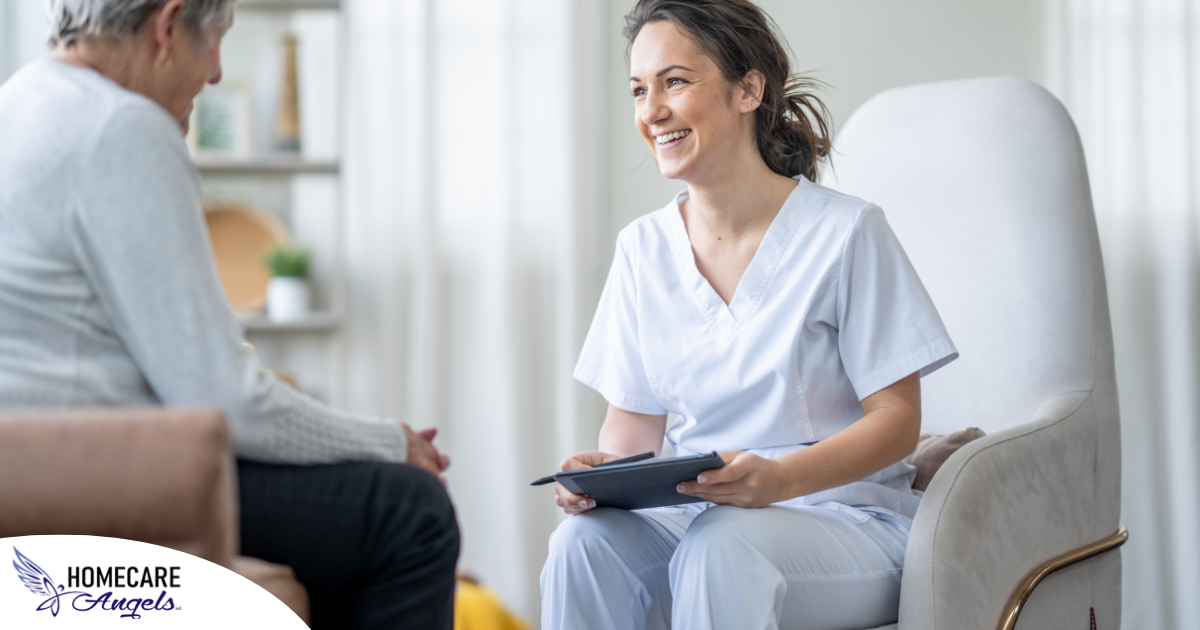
[629,20,750,183]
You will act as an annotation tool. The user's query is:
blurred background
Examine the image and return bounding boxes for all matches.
[1,0,1197,627]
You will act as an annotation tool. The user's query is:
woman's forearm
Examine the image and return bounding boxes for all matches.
[775,372,922,500]
[598,405,668,458]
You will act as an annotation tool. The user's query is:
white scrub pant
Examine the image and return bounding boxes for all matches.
[540,503,909,630]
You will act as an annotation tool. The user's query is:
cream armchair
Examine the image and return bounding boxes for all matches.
[826,77,1125,629]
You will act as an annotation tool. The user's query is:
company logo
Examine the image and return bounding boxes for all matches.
[12,547,181,619]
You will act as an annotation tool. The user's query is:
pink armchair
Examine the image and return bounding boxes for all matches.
[0,407,309,623]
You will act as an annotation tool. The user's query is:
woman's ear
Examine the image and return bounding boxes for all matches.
[737,69,767,113]
[150,0,187,69]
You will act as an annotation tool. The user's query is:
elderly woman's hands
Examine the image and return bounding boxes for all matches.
[403,423,451,481]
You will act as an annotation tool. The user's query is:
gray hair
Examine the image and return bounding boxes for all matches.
[45,0,234,45]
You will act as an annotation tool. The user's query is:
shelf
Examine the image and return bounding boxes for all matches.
[236,0,340,11]
[193,154,340,175]
[240,311,343,332]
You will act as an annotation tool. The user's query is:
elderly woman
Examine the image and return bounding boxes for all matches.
[0,1,458,627]
[541,1,957,629]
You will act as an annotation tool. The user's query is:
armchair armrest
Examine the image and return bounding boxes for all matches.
[898,390,1118,629]
[0,408,237,568]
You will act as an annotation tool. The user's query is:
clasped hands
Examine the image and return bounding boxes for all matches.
[555,450,792,515]
[403,423,452,481]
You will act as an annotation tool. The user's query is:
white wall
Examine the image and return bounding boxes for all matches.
[0,0,49,82]
[602,0,1048,248]
[0,1,8,77]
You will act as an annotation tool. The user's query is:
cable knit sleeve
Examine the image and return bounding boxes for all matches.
[69,98,407,465]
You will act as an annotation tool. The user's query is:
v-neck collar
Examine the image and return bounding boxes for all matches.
[664,176,814,338]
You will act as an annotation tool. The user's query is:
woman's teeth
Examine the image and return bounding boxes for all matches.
[656,130,691,144]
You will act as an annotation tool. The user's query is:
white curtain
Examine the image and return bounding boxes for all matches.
[340,0,608,621]
[1047,1,1200,628]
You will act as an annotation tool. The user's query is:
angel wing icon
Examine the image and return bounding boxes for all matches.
[13,547,67,617]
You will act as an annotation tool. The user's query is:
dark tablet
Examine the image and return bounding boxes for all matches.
[555,452,725,510]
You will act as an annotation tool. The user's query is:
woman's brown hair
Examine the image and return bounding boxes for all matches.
[623,0,832,182]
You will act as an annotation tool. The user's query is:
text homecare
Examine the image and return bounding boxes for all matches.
[67,565,181,589]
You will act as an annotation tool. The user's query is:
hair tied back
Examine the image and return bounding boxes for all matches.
[623,0,833,182]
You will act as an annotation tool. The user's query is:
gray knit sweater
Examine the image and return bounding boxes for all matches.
[0,60,407,464]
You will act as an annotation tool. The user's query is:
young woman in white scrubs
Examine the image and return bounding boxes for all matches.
[541,1,957,628]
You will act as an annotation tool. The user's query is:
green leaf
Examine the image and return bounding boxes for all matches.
[263,244,312,278]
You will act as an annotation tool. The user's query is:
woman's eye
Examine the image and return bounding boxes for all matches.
[668,78,686,87]
[631,87,646,97]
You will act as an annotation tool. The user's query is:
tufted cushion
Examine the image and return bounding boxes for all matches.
[906,428,986,492]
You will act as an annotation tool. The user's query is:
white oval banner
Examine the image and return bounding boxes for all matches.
[0,536,307,629]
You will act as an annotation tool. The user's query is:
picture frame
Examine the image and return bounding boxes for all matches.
[187,81,253,157]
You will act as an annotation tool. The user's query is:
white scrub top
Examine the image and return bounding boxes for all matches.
[573,175,958,522]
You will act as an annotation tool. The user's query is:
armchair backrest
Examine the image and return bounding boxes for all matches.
[824,77,1117,440]
[0,407,237,568]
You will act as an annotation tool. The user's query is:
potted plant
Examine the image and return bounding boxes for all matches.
[264,244,312,322]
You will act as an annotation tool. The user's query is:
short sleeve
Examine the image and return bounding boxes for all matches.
[574,237,668,415]
[837,206,958,399]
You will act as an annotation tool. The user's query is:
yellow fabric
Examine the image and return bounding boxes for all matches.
[454,580,532,630]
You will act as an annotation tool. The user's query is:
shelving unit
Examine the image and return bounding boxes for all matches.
[240,311,344,332]
[195,0,348,402]
[193,154,339,175]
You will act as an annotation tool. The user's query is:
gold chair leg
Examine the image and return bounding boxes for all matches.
[997,525,1128,630]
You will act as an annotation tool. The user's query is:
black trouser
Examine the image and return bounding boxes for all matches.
[237,460,460,629]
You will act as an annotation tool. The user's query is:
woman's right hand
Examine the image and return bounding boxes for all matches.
[555,451,618,515]
[402,423,449,481]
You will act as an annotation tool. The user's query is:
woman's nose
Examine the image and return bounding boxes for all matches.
[639,89,669,127]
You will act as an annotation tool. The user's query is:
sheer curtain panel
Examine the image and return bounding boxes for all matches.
[341,0,607,621]
[1048,1,1200,628]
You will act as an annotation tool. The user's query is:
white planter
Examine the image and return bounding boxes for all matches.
[267,276,311,322]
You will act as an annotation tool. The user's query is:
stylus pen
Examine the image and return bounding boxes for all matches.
[530,451,656,486]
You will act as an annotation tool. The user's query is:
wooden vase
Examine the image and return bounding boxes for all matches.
[274,35,302,152]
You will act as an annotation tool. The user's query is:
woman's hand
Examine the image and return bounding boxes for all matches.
[553,405,666,515]
[403,424,451,481]
[676,450,792,509]
[554,451,619,515]
[678,374,924,508]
